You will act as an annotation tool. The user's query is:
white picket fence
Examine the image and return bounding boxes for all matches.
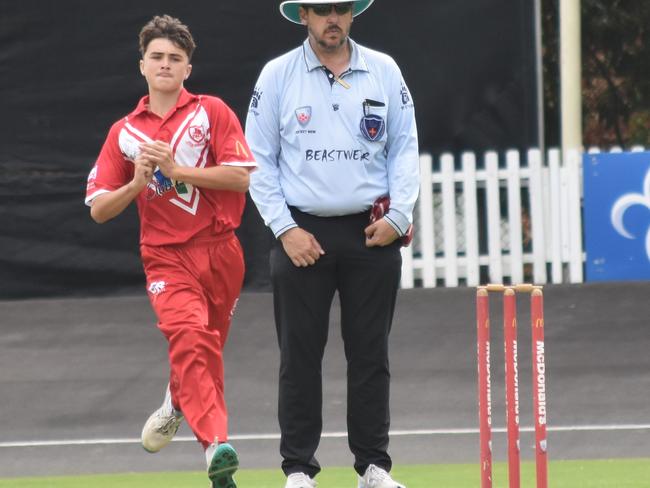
[400,148,585,289]
[401,146,648,289]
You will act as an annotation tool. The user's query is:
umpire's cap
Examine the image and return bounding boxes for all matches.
[280,0,374,24]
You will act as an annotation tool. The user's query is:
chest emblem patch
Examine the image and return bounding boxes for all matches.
[188,125,206,143]
[360,114,386,142]
[295,106,312,126]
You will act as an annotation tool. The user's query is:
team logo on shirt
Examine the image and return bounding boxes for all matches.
[86,165,98,192]
[250,87,262,109]
[188,125,206,143]
[360,114,386,141]
[400,83,411,105]
[295,106,312,126]
[249,87,263,116]
[400,82,414,110]
[148,281,167,295]
[145,169,175,200]
[234,139,250,158]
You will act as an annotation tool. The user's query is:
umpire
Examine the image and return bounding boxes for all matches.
[245,1,419,487]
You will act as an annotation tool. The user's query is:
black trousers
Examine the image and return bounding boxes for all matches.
[270,207,402,478]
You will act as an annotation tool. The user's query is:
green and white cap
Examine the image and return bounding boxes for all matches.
[279,0,374,24]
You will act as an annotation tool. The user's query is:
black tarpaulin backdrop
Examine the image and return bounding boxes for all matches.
[0,0,538,298]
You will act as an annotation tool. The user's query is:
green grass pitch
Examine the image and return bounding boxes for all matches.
[0,460,648,487]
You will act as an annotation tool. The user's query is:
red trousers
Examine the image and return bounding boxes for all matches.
[141,232,244,449]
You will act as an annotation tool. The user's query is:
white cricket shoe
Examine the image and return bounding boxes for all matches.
[141,384,184,453]
[358,464,405,488]
[285,472,317,488]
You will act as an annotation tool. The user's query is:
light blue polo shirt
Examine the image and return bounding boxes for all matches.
[245,38,419,238]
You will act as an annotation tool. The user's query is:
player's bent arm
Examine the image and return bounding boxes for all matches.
[171,165,250,193]
[90,182,145,223]
[90,158,152,223]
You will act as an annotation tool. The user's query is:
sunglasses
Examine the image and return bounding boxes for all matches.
[308,3,353,16]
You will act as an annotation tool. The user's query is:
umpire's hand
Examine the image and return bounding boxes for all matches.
[279,227,325,267]
[364,219,399,247]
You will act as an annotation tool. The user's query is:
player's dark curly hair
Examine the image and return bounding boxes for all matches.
[139,15,196,60]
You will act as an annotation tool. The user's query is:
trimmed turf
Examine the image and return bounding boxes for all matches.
[0,460,649,487]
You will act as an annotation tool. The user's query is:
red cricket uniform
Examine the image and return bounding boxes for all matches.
[86,89,256,448]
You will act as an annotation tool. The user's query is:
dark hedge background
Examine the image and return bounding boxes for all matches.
[0,0,538,298]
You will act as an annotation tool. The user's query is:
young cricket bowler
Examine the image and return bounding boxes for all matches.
[85,14,256,488]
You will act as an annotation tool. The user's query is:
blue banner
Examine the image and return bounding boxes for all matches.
[583,151,650,281]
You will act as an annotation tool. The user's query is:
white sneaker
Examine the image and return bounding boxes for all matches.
[285,472,317,488]
[358,464,405,488]
[141,384,184,453]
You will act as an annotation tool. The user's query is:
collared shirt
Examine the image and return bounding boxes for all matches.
[86,89,256,246]
[245,38,419,238]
